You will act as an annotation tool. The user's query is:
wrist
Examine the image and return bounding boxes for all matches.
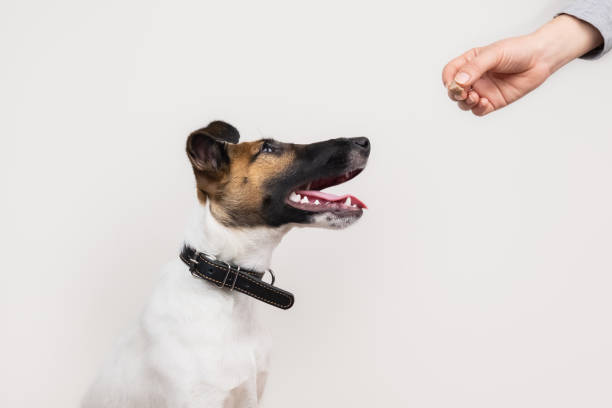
[531,14,603,73]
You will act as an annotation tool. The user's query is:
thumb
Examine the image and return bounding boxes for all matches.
[453,46,501,87]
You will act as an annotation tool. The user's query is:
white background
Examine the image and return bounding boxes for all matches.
[2,0,612,407]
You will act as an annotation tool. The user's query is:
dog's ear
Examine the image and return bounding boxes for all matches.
[193,120,240,144]
[186,121,240,174]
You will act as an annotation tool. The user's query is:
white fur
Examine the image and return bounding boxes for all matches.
[82,201,291,408]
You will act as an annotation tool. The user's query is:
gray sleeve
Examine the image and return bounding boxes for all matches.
[560,0,612,59]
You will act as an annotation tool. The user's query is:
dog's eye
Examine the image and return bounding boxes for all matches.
[261,141,276,154]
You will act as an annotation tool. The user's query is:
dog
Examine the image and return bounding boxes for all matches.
[82,121,370,408]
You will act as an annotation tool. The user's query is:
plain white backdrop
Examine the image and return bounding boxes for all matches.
[2,0,612,407]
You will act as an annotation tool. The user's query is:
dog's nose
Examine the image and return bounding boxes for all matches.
[350,137,370,153]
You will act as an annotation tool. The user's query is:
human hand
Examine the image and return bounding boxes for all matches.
[442,14,603,116]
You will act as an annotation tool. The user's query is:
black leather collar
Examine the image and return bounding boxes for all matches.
[179,245,294,310]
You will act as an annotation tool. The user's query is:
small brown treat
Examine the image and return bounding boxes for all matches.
[447,80,465,98]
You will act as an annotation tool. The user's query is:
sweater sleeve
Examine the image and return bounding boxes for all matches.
[560,0,612,59]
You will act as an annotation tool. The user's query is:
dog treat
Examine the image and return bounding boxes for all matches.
[448,80,465,98]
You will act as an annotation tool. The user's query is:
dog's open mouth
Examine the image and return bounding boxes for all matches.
[285,168,366,213]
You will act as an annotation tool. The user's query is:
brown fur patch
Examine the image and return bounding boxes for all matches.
[195,140,296,227]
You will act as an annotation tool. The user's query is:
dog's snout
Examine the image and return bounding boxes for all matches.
[350,137,370,153]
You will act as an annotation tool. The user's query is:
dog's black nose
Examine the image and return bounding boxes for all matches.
[350,137,370,152]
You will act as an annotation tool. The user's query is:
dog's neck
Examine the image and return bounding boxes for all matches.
[183,199,291,273]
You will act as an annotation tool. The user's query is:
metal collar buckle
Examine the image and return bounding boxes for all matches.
[265,269,275,286]
[218,262,239,291]
[187,253,200,277]
[187,248,270,288]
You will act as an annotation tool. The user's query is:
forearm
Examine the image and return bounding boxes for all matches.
[562,0,612,59]
[530,14,603,73]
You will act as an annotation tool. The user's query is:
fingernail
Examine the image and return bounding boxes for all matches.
[454,72,470,85]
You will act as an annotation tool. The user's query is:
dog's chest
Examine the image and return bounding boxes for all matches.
[142,260,272,389]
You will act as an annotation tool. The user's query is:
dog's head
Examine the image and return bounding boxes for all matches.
[186,121,370,229]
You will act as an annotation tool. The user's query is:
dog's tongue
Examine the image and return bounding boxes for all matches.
[296,190,367,209]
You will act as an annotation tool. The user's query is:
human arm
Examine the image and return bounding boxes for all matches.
[442,13,604,116]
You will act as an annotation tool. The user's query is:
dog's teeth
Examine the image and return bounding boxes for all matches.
[351,204,357,208]
[290,192,301,203]
[345,197,351,206]
[300,196,309,204]
[306,182,312,190]
[314,200,320,205]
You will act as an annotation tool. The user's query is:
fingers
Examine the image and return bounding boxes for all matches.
[442,45,502,106]
[457,91,479,110]
[457,100,471,111]
[452,46,501,88]
[443,46,499,103]
[455,90,495,116]
[443,45,503,116]
[442,48,477,87]
[471,97,495,116]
